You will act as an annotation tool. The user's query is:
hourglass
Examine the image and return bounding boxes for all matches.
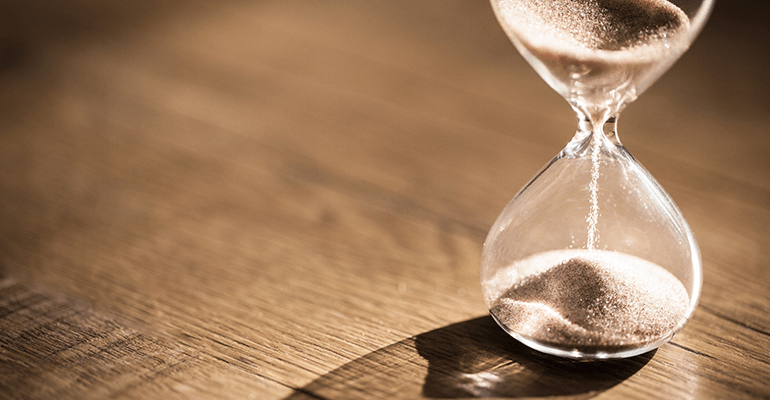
[480,0,714,359]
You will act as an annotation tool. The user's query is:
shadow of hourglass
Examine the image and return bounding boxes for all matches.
[283,316,653,399]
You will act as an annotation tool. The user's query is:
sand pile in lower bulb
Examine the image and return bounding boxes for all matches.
[490,250,689,350]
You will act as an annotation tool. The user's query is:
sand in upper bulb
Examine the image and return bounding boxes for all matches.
[495,0,689,52]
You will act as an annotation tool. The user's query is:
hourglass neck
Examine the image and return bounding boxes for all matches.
[571,111,621,148]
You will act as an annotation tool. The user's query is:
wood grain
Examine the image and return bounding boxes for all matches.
[0,0,768,399]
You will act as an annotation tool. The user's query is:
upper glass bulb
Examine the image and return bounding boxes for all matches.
[490,0,714,119]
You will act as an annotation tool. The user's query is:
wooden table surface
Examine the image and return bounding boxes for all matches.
[1,1,768,398]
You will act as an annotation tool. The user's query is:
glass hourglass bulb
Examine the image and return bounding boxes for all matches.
[481,0,714,359]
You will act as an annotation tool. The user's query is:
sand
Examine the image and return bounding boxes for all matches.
[490,249,689,351]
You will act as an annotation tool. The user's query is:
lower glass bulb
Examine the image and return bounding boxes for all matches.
[480,124,701,359]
